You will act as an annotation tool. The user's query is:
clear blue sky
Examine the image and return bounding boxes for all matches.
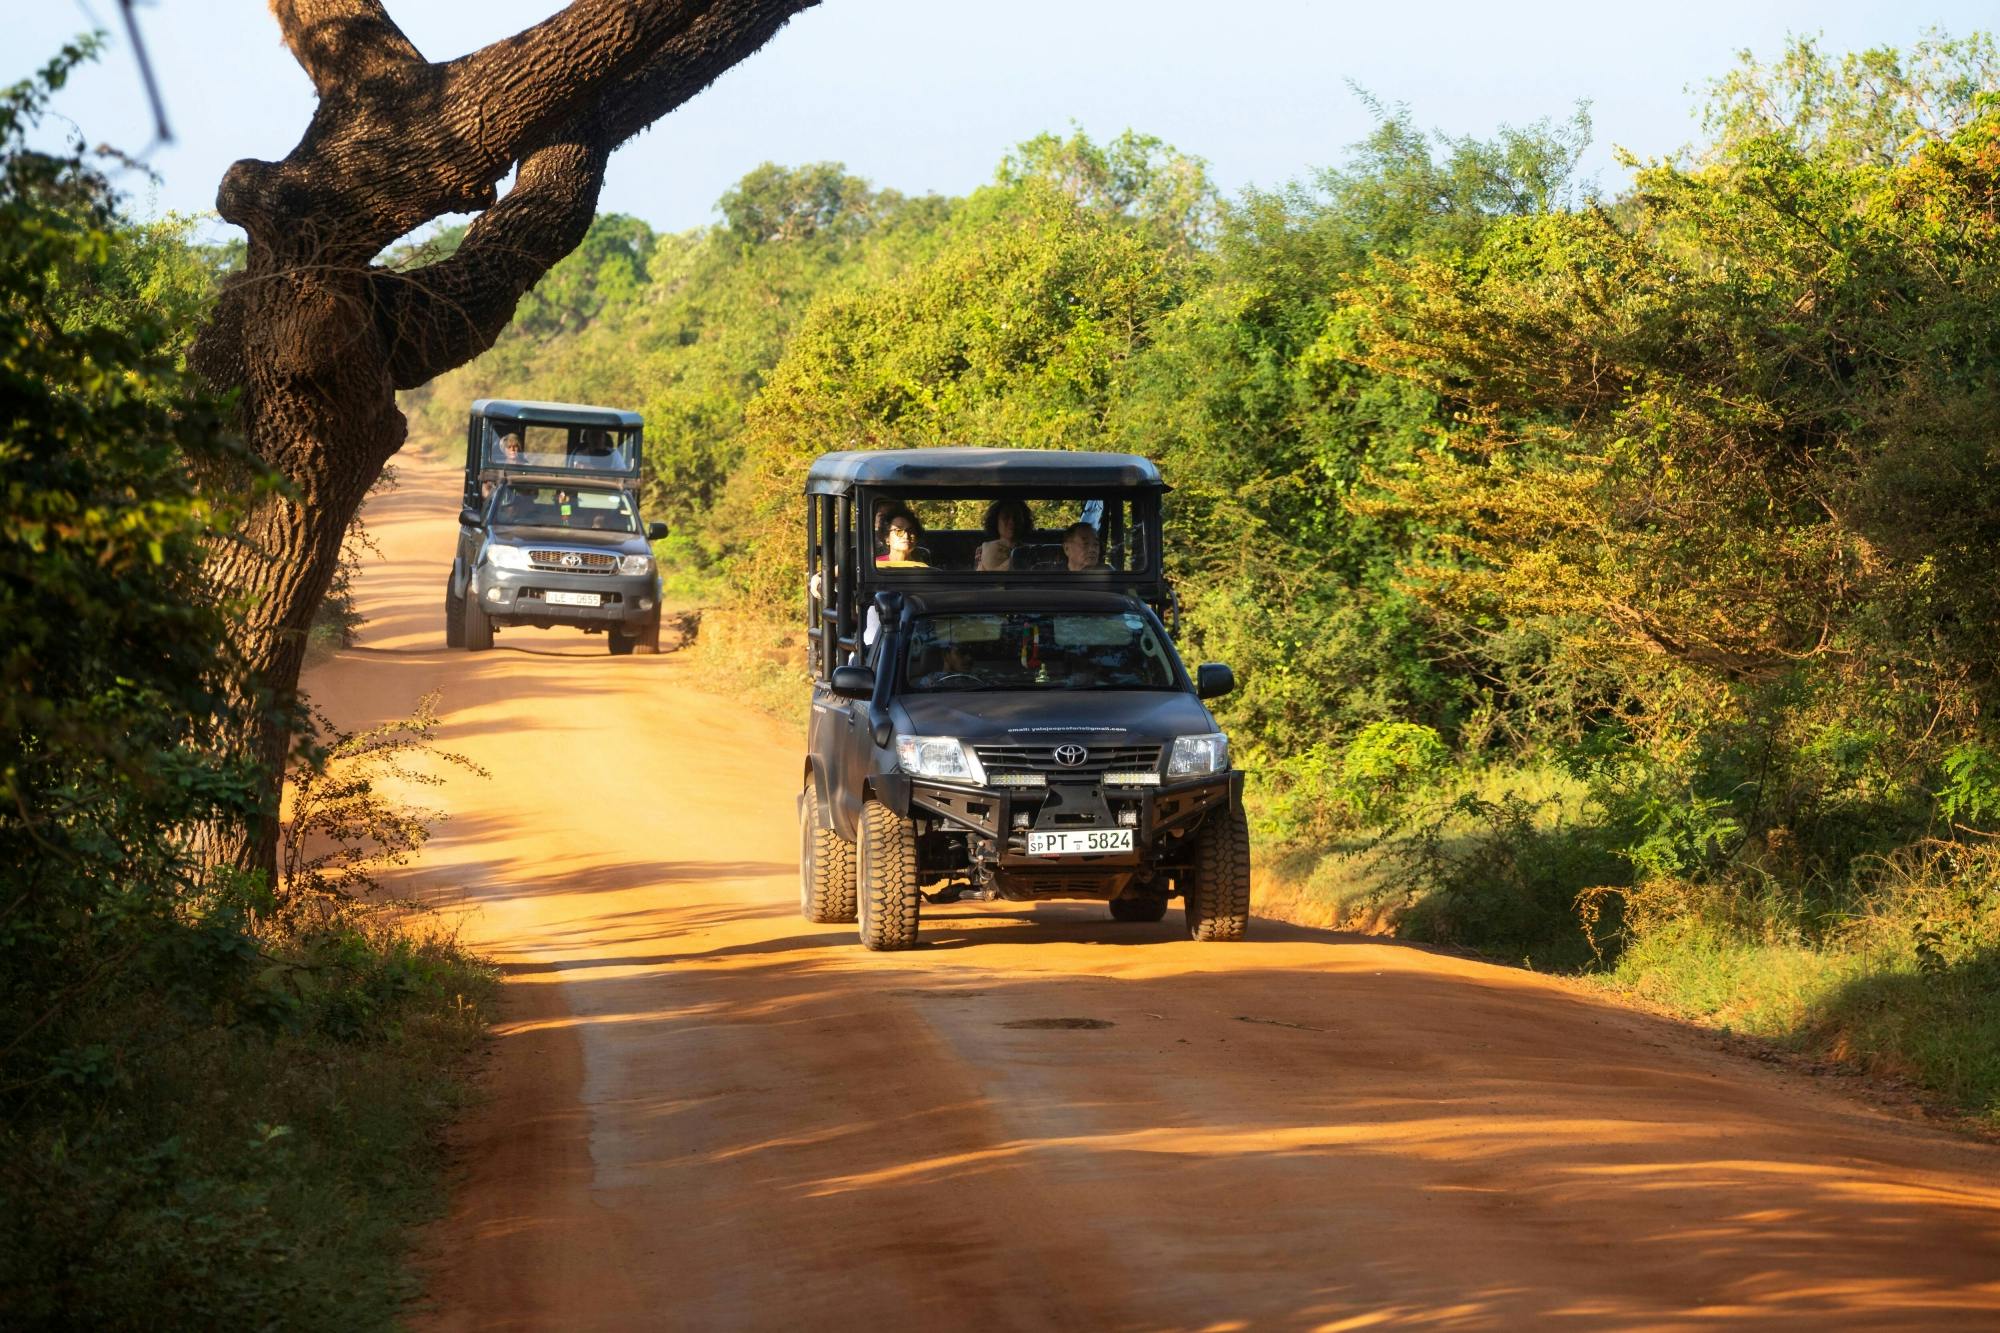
[15,1,1993,245]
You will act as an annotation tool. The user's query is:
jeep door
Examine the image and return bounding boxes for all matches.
[457,483,498,602]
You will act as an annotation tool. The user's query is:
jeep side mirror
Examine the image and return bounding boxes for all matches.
[459,504,482,528]
[830,665,874,700]
[1196,663,1235,699]
[646,521,669,542]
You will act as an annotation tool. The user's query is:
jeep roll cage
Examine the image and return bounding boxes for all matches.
[803,448,1173,680]
[462,398,645,512]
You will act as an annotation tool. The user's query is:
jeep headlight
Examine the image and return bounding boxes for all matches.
[895,735,986,784]
[484,543,532,571]
[1167,732,1230,776]
[617,553,653,576]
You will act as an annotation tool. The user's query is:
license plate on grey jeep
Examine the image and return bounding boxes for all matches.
[546,590,601,607]
[1027,829,1133,856]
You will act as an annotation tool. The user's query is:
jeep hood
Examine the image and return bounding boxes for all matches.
[893,689,1217,744]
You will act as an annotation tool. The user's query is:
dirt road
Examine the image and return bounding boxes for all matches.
[305,454,2000,1330]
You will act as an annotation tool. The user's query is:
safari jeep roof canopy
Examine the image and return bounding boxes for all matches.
[472,398,644,429]
[805,447,1167,496]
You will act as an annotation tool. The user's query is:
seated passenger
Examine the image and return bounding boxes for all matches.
[572,428,623,469]
[1062,521,1108,572]
[877,512,929,568]
[975,499,1034,572]
[871,496,907,557]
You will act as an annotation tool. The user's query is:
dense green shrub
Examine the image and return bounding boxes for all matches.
[0,37,268,1093]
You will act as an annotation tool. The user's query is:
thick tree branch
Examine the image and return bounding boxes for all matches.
[269,0,425,96]
[440,0,703,169]
[223,1,813,262]
[583,0,815,148]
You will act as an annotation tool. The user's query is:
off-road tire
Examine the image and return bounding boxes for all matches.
[1109,894,1168,923]
[799,782,857,923]
[608,630,638,656]
[1184,802,1251,941]
[637,616,663,654]
[464,595,495,652]
[445,586,465,648]
[856,797,920,951]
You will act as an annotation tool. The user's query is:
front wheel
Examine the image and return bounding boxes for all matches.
[1184,802,1251,941]
[464,593,494,652]
[608,629,638,656]
[856,797,920,951]
[444,584,465,648]
[799,781,857,923]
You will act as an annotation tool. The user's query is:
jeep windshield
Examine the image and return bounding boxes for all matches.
[903,611,1180,691]
[489,483,639,534]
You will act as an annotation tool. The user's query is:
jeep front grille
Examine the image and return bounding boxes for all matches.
[527,548,617,574]
[973,744,1162,779]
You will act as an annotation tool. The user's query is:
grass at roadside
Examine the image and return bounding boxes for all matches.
[1,904,495,1330]
[1597,911,2000,1126]
[1255,772,2000,1129]
[677,605,810,731]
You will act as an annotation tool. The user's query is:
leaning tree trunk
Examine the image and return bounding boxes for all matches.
[190,0,816,880]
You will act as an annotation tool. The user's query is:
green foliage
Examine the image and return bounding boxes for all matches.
[996,126,1218,251]
[516,212,656,337]
[1354,36,2000,918]
[0,902,494,1328]
[1373,787,1629,969]
[1700,28,1999,166]
[404,161,942,536]
[1339,721,1451,816]
[719,160,887,244]
[1936,743,2000,828]
[0,37,270,1078]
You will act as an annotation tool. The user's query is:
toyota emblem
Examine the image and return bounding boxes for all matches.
[560,552,582,568]
[1052,744,1089,767]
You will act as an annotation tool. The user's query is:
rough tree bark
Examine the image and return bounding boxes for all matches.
[189,0,818,879]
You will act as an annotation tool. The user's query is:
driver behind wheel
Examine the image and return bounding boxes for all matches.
[914,642,978,689]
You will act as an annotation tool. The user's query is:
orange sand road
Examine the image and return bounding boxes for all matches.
[303,453,2000,1330]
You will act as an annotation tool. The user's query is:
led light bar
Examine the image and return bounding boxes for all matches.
[1103,772,1162,786]
[987,773,1048,787]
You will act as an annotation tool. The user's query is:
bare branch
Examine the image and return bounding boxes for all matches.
[269,0,425,96]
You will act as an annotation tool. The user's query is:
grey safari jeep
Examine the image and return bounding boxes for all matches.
[445,399,669,655]
[798,447,1250,951]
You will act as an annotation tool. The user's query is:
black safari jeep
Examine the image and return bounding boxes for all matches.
[798,448,1248,950]
[445,398,668,655]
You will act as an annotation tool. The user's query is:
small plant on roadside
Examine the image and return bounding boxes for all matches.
[1338,721,1451,823]
[281,691,487,904]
